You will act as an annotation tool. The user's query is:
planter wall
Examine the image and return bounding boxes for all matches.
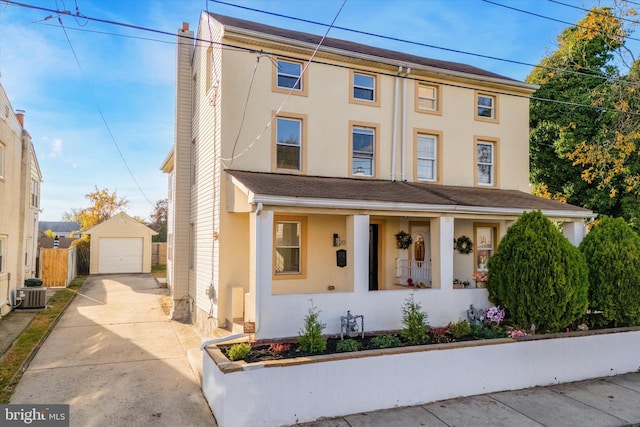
[202,329,640,427]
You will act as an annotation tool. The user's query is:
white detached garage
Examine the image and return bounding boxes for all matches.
[85,212,157,274]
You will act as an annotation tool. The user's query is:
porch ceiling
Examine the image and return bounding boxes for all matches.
[226,170,593,219]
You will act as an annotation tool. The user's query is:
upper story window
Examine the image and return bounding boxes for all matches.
[0,143,5,180]
[475,91,499,123]
[31,178,40,208]
[476,138,498,187]
[272,113,306,173]
[350,123,378,177]
[206,46,213,93]
[415,83,441,115]
[350,71,380,106]
[274,216,307,279]
[415,131,441,182]
[0,236,5,273]
[273,59,308,96]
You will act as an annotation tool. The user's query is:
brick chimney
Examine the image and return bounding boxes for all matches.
[15,109,25,127]
[182,22,189,31]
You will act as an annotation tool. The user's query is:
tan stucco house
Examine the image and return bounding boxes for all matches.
[0,84,42,316]
[162,14,593,340]
[85,212,157,275]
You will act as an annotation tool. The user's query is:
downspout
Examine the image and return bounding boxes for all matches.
[254,202,263,335]
[401,67,411,181]
[391,66,402,182]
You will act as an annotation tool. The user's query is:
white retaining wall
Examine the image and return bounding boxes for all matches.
[202,330,640,427]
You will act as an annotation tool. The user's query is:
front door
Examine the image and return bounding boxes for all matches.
[369,224,379,290]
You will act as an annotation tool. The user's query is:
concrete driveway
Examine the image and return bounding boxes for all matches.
[10,274,217,427]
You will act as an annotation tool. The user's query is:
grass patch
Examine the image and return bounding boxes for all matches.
[0,276,86,403]
[151,264,166,279]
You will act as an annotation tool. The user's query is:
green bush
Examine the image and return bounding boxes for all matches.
[336,339,360,353]
[487,210,589,332]
[297,303,327,353]
[448,320,471,339]
[370,334,402,348]
[579,216,640,327]
[227,343,251,361]
[470,324,508,339]
[401,293,430,345]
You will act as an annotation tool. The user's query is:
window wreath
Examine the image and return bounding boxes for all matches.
[395,230,412,249]
[455,235,473,254]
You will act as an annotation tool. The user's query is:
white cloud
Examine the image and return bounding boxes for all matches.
[50,138,63,157]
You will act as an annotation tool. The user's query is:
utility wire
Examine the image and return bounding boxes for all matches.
[56,15,155,208]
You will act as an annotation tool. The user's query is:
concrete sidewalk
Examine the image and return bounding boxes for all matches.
[8,274,217,427]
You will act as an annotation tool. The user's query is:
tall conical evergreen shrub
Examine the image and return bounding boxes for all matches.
[579,216,640,327]
[487,210,589,332]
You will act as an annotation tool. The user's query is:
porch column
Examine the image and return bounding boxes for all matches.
[247,207,273,334]
[563,220,586,246]
[349,214,370,293]
[432,216,454,290]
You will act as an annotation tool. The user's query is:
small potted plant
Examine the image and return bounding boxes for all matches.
[453,278,463,289]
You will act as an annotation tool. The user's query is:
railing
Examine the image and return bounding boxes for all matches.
[396,259,431,287]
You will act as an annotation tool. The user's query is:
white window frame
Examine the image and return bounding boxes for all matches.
[276,117,302,171]
[352,126,375,177]
[276,59,302,91]
[31,178,40,208]
[274,220,301,275]
[0,143,5,180]
[417,83,439,112]
[477,141,495,186]
[477,94,496,119]
[417,134,437,182]
[353,72,375,102]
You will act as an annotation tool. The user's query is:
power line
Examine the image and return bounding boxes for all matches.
[56,15,155,208]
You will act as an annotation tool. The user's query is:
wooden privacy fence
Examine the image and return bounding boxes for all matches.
[39,246,77,287]
[152,242,167,266]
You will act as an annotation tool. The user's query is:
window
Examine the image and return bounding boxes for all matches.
[351,124,378,177]
[475,92,498,122]
[415,83,441,114]
[276,117,301,170]
[415,131,441,182]
[350,71,379,106]
[476,139,498,186]
[272,58,307,96]
[0,237,5,273]
[0,143,4,180]
[474,224,498,273]
[31,179,39,208]
[190,140,196,185]
[272,113,306,173]
[206,46,213,92]
[273,216,306,278]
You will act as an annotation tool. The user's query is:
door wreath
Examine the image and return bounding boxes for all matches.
[455,236,473,254]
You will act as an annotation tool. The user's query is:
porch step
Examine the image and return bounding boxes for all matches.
[225,318,245,334]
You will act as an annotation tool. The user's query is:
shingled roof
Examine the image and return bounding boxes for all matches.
[226,170,592,218]
[210,13,521,84]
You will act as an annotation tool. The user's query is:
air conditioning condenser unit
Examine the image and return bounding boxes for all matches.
[16,287,46,309]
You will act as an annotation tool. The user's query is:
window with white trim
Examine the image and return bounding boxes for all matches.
[417,83,438,112]
[417,134,437,181]
[352,126,375,176]
[477,141,494,185]
[477,94,496,119]
[276,117,302,170]
[276,60,302,90]
[275,220,301,274]
[353,72,375,101]
[31,178,40,208]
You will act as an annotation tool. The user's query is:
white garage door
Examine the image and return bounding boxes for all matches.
[98,238,143,273]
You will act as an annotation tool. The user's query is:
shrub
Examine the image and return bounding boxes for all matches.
[579,216,640,327]
[401,293,430,345]
[268,343,290,354]
[470,324,507,339]
[487,210,589,332]
[297,303,327,353]
[336,339,360,353]
[429,327,452,344]
[448,320,471,339]
[227,343,251,361]
[370,334,402,348]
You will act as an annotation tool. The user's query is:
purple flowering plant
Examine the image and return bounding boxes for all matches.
[484,306,505,324]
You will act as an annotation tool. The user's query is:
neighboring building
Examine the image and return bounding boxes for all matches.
[0,84,42,316]
[84,212,157,275]
[162,15,593,340]
[38,221,81,238]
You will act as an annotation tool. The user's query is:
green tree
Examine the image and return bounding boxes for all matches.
[579,216,640,327]
[487,211,589,332]
[527,6,640,228]
[148,199,167,242]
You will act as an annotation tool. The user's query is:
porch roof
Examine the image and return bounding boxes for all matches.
[226,170,594,219]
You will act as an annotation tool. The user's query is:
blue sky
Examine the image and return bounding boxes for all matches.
[0,0,626,221]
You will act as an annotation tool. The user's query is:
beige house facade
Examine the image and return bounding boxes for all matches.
[163,14,593,340]
[85,212,157,275]
[0,84,42,316]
